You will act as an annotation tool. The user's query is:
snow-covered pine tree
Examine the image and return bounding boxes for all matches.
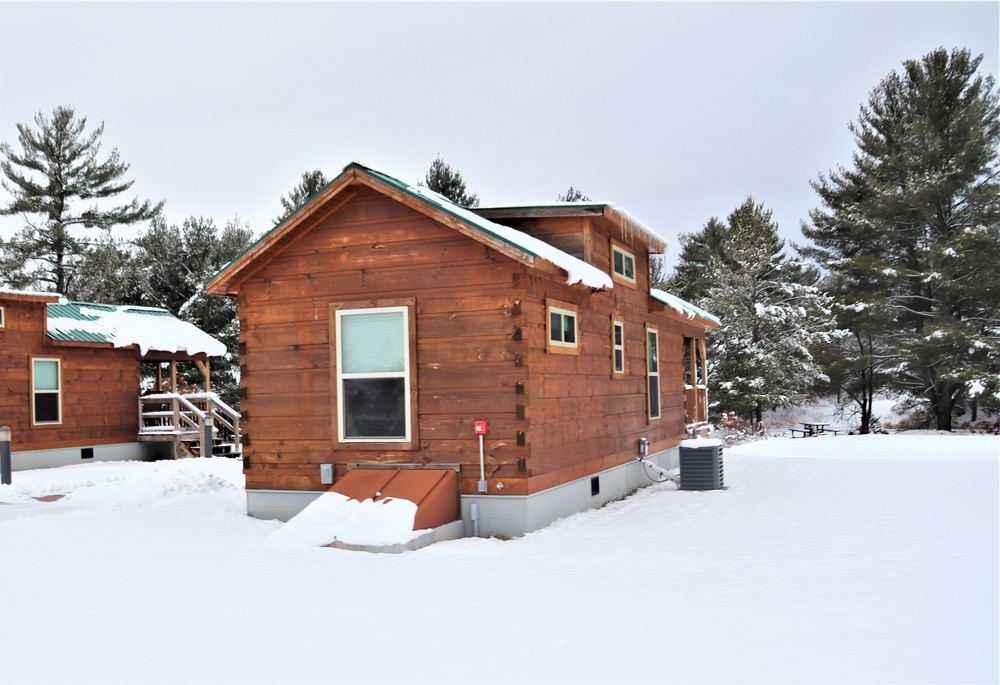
[275,169,329,224]
[663,217,729,303]
[131,216,254,408]
[695,198,840,424]
[0,106,163,293]
[804,48,1000,429]
[69,230,146,304]
[423,156,479,207]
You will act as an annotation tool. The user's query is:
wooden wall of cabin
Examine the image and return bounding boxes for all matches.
[237,185,530,494]
[517,220,709,493]
[0,299,142,451]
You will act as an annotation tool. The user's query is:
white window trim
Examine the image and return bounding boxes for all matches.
[612,320,625,375]
[547,304,578,349]
[646,328,661,421]
[334,305,412,444]
[0,305,5,328]
[31,357,62,426]
[611,242,637,286]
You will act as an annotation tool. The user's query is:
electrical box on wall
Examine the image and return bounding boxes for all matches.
[474,420,490,436]
[320,464,334,485]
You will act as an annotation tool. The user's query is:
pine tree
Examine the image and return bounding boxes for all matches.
[275,169,329,224]
[69,230,145,304]
[663,217,729,303]
[682,198,840,424]
[558,187,591,202]
[423,156,479,207]
[0,106,163,293]
[804,48,1000,430]
[120,216,255,408]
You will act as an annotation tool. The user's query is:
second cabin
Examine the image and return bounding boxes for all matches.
[206,163,718,537]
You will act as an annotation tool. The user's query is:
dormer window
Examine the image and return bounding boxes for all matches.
[611,239,636,287]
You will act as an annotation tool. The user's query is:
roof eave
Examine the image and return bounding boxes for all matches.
[206,167,364,297]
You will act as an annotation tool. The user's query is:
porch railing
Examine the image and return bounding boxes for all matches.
[138,392,241,457]
[685,384,709,426]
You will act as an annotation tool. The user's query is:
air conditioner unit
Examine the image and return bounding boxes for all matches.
[679,439,724,490]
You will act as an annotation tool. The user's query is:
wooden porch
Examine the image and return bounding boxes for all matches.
[137,358,241,459]
[685,337,710,427]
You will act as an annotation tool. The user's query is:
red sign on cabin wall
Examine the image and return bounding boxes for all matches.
[473,420,490,436]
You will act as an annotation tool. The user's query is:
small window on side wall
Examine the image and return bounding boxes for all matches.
[0,305,5,328]
[611,239,636,287]
[31,357,62,425]
[612,320,625,375]
[547,300,579,355]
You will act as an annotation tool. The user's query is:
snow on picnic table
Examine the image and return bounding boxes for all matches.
[0,434,997,684]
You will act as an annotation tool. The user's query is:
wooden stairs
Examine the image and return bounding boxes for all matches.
[138,392,242,459]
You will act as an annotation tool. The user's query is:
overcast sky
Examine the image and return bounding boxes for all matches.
[1,2,997,273]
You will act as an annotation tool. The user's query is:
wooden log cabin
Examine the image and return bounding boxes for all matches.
[206,163,718,537]
[0,290,236,470]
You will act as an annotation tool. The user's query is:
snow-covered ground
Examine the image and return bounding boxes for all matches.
[1,435,997,684]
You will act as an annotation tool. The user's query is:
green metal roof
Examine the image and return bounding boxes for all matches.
[46,302,173,344]
[44,301,226,356]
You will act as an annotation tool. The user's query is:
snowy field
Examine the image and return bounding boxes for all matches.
[1,434,997,685]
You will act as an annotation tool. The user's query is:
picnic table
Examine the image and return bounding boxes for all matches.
[790,422,842,438]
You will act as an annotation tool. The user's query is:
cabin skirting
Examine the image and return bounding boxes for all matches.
[246,448,679,538]
[12,441,170,472]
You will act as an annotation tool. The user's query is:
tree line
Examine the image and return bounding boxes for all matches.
[665,47,999,431]
[2,47,997,430]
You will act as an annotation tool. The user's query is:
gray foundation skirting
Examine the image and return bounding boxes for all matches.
[12,441,171,471]
[461,448,678,538]
[247,447,679,540]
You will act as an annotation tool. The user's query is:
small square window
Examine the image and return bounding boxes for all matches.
[611,240,636,287]
[547,300,580,355]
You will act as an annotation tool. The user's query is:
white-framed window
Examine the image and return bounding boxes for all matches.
[646,328,660,420]
[0,305,5,328]
[611,239,636,286]
[547,300,579,355]
[333,304,413,444]
[31,357,62,425]
[612,320,625,375]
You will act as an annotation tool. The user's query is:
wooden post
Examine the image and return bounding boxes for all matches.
[195,359,211,393]
[698,338,709,423]
[170,361,177,393]
[155,363,163,392]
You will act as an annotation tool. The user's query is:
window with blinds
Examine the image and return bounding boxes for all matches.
[32,357,62,425]
[334,306,411,442]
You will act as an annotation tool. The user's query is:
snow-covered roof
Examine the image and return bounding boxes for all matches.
[475,202,667,252]
[45,301,226,357]
[650,288,721,326]
[207,164,615,294]
[0,289,63,302]
[359,166,614,289]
